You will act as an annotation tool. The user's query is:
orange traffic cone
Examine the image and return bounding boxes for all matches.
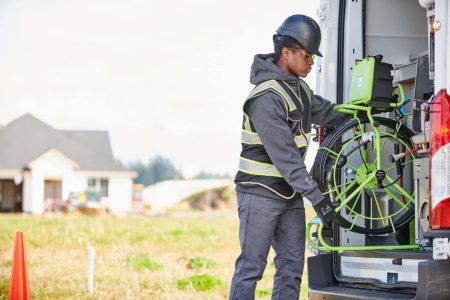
[8,232,30,300]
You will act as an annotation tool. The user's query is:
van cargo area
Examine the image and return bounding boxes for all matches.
[308,0,450,299]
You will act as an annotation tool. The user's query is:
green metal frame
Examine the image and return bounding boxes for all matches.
[322,130,415,227]
[309,84,420,252]
[306,220,420,253]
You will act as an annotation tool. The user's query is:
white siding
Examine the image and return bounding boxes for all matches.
[22,172,32,213]
[27,150,79,214]
[20,150,134,214]
[65,172,87,199]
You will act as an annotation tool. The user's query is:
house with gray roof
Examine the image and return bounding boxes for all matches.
[0,114,136,214]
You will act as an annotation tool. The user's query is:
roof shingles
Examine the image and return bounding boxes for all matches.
[0,114,126,171]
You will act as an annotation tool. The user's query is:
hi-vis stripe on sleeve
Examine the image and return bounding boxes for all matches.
[294,133,310,148]
[246,80,296,112]
[239,157,282,178]
[241,129,262,145]
[243,114,252,131]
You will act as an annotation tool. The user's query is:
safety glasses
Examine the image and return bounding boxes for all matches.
[290,46,316,61]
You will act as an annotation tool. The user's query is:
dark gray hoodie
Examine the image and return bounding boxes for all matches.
[235,53,350,206]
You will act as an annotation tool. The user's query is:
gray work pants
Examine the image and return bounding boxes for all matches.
[229,192,306,300]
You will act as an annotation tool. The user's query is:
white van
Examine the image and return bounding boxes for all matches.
[308,0,450,299]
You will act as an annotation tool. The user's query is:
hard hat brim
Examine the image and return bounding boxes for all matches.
[308,47,323,57]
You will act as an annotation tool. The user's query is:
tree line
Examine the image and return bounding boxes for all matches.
[128,155,231,186]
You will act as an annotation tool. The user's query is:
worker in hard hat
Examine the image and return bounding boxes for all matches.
[230,14,351,300]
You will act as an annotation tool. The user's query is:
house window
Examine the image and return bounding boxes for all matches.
[100,179,109,198]
[87,177,109,197]
[87,178,96,190]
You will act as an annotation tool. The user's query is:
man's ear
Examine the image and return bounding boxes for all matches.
[281,47,290,59]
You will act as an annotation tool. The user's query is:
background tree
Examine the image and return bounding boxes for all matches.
[129,155,183,186]
[193,171,231,180]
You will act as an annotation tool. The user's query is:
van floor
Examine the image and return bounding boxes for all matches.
[339,249,432,260]
[309,285,415,300]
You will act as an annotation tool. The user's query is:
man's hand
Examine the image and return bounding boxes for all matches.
[313,197,339,228]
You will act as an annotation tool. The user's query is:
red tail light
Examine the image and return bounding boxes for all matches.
[430,89,450,229]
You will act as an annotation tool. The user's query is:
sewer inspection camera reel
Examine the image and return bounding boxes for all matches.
[307,56,420,252]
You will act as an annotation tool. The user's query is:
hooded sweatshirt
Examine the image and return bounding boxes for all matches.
[235,53,350,206]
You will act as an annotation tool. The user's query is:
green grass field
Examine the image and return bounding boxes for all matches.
[0,212,312,299]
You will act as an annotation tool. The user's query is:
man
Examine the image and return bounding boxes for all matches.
[230,14,350,300]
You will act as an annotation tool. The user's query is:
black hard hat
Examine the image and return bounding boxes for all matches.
[276,14,323,57]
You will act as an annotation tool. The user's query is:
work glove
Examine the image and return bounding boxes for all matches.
[313,196,339,229]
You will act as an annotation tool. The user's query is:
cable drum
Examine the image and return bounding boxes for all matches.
[312,117,416,235]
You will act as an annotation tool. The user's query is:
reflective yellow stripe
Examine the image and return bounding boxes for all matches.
[241,130,262,145]
[243,114,252,131]
[295,132,311,147]
[294,135,308,148]
[298,79,312,102]
[246,80,296,112]
[242,130,311,148]
[239,157,282,178]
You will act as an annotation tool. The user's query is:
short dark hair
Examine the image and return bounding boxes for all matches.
[273,34,298,63]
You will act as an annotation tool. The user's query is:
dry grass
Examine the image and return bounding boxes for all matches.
[0,209,315,299]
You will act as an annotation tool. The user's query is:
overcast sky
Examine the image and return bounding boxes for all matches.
[0,0,319,177]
